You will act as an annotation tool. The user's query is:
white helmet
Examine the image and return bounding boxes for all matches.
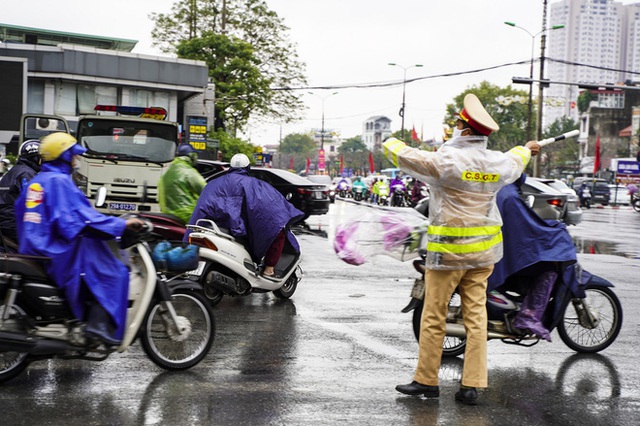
[230,153,250,168]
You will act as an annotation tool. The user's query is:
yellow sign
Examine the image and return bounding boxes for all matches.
[461,171,500,183]
[190,142,207,150]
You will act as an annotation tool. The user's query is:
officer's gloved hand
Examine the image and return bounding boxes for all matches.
[382,138,407,168]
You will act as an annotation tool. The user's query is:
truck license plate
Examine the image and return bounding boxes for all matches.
[109,202,137,211]
[187,261,206,277]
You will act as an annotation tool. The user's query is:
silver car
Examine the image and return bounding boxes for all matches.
[520,177,583,226]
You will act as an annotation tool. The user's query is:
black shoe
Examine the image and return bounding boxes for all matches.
[84,329,121,347]
[395,381,439,397]
[455,387,478,405]
[85,304,121,346]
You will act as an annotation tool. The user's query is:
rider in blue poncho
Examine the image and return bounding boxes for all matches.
[15,132,143,346]
[490,173,581,341]
[186,153,304,278]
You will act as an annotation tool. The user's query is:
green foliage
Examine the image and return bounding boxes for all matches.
[338,136,367,154]
[209,129,255,162]
[279,133,316,155]
[176,33,271,135]
[151,0,307,132]
[445,81,530,152]
[577,91,594,113]
[540,117,580,177]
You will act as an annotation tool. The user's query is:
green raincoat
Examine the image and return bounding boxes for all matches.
[158,156,206,223]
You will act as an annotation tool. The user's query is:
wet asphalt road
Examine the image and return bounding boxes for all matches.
[1,203,639,425]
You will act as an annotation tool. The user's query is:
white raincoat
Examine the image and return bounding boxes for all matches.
[385,135,531,270]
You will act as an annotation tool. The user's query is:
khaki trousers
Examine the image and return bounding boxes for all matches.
[413,266,493,388]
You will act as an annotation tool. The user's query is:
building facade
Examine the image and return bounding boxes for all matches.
[0,24,211,154]
[546,0,640,124]
[362,116,392,152]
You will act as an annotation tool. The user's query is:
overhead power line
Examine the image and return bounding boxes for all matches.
[273,58,640,92]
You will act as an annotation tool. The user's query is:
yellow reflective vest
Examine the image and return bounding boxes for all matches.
[396,135,531,270]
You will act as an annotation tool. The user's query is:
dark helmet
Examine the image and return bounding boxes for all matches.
[20,140,41,160]
[177,144,196,156]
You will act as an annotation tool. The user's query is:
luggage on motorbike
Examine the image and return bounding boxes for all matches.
[152,241,200,272]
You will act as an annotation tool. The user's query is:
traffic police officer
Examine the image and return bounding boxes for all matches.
[385,93,541,405]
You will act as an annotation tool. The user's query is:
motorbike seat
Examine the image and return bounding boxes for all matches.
[0,255,50,280]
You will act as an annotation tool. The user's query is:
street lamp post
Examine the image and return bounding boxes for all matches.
[504,20,565,145]
[388,63,423,143]
[308,91,338,151]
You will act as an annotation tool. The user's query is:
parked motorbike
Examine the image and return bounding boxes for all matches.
[0,215,215,384]
[186,219,303,306]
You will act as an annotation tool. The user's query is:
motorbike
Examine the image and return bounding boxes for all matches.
[403,189,622,356]
[391,185,406,207]
[404,259,622,355]
[377,184,390,206]
[352,186,365,202]
[337,181,350,198]
[579,186,592,209]
[632,192,640,212]
[0,213,215,384]
[185,219,303,307]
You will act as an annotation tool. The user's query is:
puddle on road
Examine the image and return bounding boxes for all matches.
[572,237,639,259]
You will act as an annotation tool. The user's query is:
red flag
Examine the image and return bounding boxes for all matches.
[305,157,311,174]
[411,126,419,143]
[369,151,375,174]
[289,157,294,170]
[593,133,601,175]
[339,154,344,175]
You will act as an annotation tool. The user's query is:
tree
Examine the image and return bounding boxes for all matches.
[279,133,316,155]
[541,117,580,177]
[209,129,255,162]
[150,0,307,131]
[444,81,529,153]
[338,136,367,154]
[176,34,271,135]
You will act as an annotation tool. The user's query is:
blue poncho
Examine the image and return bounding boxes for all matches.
[186,168,304,262]
[15,160,129,340]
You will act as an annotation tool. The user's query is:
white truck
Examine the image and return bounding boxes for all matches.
[72,105,179,213]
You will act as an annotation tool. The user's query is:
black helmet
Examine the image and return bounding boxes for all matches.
[19,140,41,160]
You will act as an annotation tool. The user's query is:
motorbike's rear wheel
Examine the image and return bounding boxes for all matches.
[273,273,298,299]
[411,299,467,358]
[0,304,30,383]
[558,285,622,353]
[141,290,215,370]
[632,197,640,212]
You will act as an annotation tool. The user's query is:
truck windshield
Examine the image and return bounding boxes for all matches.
[78,119,177,163]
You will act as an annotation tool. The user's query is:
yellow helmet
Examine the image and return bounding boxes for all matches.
[39,132,79,162]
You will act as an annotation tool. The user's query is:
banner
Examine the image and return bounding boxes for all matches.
[369,151,375,174]
[593,133,601,174]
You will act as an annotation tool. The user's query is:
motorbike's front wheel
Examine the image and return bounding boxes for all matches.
[141,290,215,370]
[0,303,30,383]
[411,299,467,358]
[632,197,640,212]
[557,285,622,353]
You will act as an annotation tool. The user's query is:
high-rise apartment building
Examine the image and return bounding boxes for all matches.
[546,0,640,125]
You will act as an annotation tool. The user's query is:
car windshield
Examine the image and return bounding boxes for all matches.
[307,175,332,186]
[78,119,177,163]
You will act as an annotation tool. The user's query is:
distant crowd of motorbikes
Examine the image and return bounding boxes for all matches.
[334,176,427,208]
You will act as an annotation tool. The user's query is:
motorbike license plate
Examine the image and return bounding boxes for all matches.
[109,202,137,211]
[187,261,206,277]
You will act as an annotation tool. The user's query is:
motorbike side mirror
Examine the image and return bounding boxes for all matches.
[526,195,535,209]
[95,186,107,208]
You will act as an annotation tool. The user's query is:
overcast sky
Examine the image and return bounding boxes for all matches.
[3,0,636,146]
